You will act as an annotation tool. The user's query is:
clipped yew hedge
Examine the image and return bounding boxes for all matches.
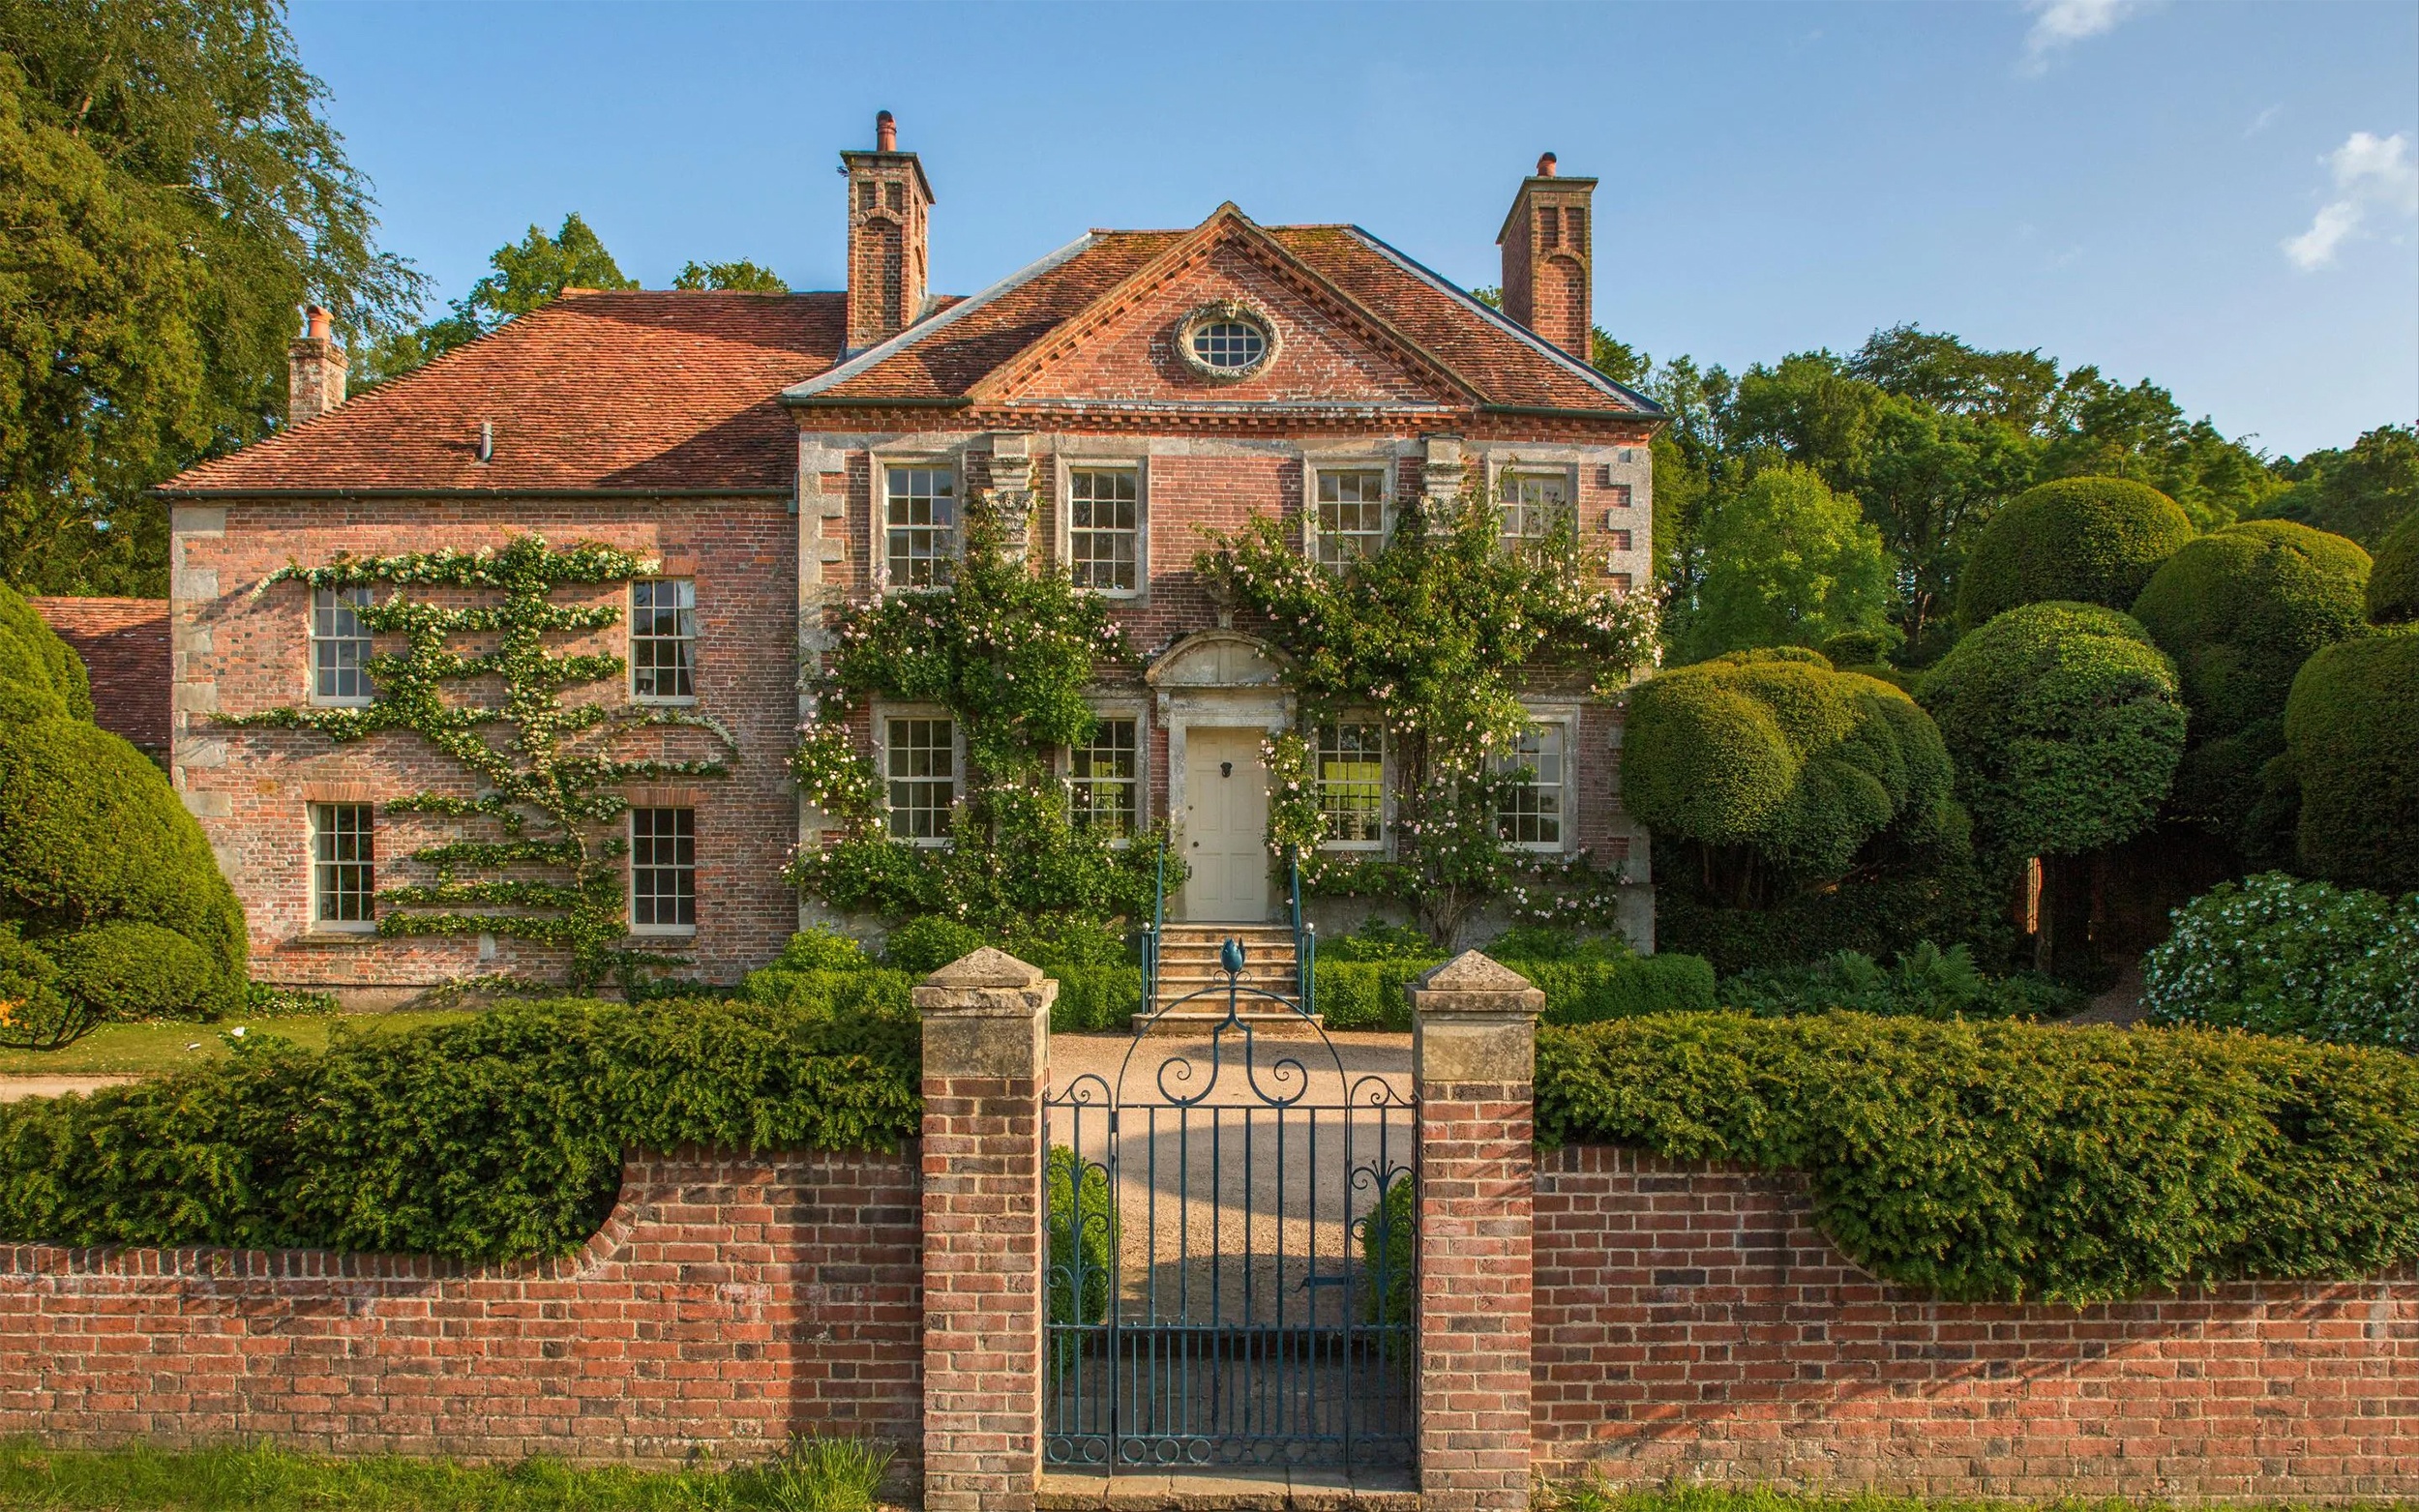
[1536,1011,2419,1303]
[0,996,919,1260]
[1315,953,1717,1031]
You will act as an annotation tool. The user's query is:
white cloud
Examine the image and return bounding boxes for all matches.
[2284,131,2419,271]
[2019,0,2147,74]
[2245,104,2282,138]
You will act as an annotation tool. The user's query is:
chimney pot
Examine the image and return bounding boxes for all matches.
[876,110,897,152]
[1537,152,1558,177]
[305,304,334,341]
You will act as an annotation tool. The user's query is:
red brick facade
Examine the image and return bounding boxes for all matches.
[1532,1145,2419,1500]
[29,597,170,756]
[0,1147,922,1470]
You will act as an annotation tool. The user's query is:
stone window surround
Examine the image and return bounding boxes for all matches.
[1052,454,1149,602]
[1311,711,1390,853]
[874,700,962,848]
[1500,700,1582,854]
[1300,454,1399,568]
[1490,458,1582,543]
[869,444,967,595]
[1059,697,1150,846]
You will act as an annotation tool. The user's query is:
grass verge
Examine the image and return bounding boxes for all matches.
[0,1436,895,1512]
[0,1012,476,1078]
[1547,1485,2419,1512]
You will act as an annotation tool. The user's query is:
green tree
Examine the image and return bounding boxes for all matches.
[672,259,789,292]
[2039,371,2281,529]
[1918,602,2186,978]
[1955,476,2195,634]
[1847,323,2065,433]
[0,0,423,595]
[2368,511,2419,626]
[2255,424,2419,548]
[1682,464,1894,662]
[354,214,635,388]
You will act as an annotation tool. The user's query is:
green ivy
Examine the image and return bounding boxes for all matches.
[790,494,1176,926]
[218,536,733,990]
[1202,472,1658,942]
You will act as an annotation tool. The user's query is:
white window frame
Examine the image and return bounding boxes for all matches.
[1493,708,1578,853]
[628,578,699,705]
[308,801,377,933]
[878,459,961,591]
[1060,460,1146,598]
[309,586,375,707]
[1065,705,1147,845]
[1495,463,1578,548]
[1304,460,1396,569]
[1312,718,1389,852]
[877,705,961,847]
[628,806,698,936]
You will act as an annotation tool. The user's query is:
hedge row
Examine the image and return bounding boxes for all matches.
[0,997,919,1260]
[741,928,1140,1033]
[1314,953,1717,1031]
[1536,1011,2419,1303]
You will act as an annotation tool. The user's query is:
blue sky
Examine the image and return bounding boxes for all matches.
[289,0,2417,458]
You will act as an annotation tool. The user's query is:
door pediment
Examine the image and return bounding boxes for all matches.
[1146,630,1290,691]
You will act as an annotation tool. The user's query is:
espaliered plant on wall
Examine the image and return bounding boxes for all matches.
[220,536,733,990]
[789,494,1176,925]
[1204,474,1659,944]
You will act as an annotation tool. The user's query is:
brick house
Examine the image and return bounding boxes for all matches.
[163,116,1661,991]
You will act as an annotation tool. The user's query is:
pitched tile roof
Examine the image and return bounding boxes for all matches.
[166,292,847,495]
[788,212,1657,417]
[30,597,169,753]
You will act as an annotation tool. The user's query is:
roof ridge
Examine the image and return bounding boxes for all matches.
[784,233,1099,402]
[1339,226,1664,416]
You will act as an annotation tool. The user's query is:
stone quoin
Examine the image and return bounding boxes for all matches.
[156,112,1661,992]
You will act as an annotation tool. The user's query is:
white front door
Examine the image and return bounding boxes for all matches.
[1180,726,1270,923]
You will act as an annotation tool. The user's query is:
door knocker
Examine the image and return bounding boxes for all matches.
[1220,761,1234,778]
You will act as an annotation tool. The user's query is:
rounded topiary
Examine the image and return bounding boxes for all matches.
[2282,627,2419,894]
[0,719,247,1016]
[2370,511,2419,625]
[1917,601,2185,859]
[0,924,76,1050]
[1624,648,1962,885]
[0,583,95,726]
[46,922,221,1022]
[2130,520,2373,741]
[1955,477,2195,634]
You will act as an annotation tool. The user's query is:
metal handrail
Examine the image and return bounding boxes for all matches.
[1288,846,1317,1020]
[1141,840,1167,1015]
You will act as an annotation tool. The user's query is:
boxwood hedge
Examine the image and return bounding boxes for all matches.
[0,995,919,1260]
[1314,952,1716,1031]
[1536,1011,2419,1303]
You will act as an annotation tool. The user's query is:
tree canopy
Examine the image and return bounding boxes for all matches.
[1680,463,1895,663]
[0,0,422,596]
[1954,477,2195,633]
[2254,424,2418,548]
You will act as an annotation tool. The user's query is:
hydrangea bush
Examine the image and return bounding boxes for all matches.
[2140,872,2419,1051]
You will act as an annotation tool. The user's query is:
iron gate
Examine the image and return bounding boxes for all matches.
[1042,942,1418,1470]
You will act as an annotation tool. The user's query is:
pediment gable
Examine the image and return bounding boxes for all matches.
[969,209,1480,415]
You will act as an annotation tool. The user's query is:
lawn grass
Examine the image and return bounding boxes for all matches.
[0,1011,476,1078]
[0,1437,895,1512]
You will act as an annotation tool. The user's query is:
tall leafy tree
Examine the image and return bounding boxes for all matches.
[2255,424,2419,548]
[1682,464,1894,663]
[352,214,636,388]
[672,259,790,292]
[0,0,423,595]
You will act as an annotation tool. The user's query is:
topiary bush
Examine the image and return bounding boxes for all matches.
[2369,510,2419,625]
[1955,476,2195,634]
[1722,941,2080,1022]
[2131,520,2372,742]
[2280,628,2419,894]
[1918,602,2184,976]
[0,925,74,1051]
[1535,1011,2419,1303]
[1313,951,1717,1031]
[1624,649,1964,906]
[0,584,95,725]
[2141,873,2418,1051]
[0,718,248,1034]
[0,994,921,1259]
[45,922,217,1023]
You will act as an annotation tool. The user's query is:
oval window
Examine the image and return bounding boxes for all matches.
[1190,320,1267,374]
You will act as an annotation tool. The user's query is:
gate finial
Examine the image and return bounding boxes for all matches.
[1220,936,1246,976]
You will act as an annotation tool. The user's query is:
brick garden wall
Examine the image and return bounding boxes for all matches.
[0,1146,921,1472]
[1532,1145,2419,1500]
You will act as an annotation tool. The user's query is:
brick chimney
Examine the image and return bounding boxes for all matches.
[840,109,935,352]
[1496,153,1598,363]
[286,305,348,426]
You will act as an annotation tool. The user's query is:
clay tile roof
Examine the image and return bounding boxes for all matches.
[30,597,169,753]
[787,218,1656,417]
[165,291,847,495]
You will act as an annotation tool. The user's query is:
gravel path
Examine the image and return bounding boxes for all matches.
[0,1075,139,1104]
